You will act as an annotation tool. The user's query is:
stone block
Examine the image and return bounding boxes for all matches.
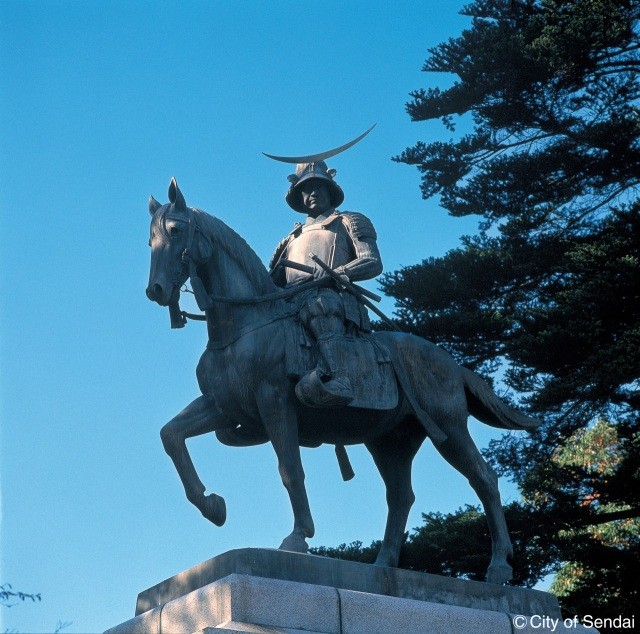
[106,550,596,634]
[338,588,512,634]
[106,574,339,634]
[135,548,559,618]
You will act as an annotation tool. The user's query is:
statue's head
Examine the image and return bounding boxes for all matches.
[285,161,344,213]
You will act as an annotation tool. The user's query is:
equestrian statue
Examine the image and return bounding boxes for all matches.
[145,128,542,585]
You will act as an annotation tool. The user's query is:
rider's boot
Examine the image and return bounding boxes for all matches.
[295,336,354,408]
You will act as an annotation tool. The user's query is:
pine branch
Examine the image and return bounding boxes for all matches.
[572,507,640,528]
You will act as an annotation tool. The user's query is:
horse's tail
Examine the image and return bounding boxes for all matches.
[462,366,542,431]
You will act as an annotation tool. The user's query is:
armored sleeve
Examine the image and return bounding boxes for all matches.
[338,212,383,282]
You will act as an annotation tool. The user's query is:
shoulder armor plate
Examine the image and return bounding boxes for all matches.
[339,211,377,240]
[269,223,302,271]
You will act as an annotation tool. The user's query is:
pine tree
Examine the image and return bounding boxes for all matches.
[386,0,639,483]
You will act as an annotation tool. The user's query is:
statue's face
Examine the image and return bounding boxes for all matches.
[300,180,331,216]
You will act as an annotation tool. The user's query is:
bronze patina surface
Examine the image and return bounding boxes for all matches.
[146,170,541,585]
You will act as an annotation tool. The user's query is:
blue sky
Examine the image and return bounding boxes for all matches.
[1,2,527,632]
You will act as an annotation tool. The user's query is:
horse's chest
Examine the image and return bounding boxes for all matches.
[195,342,267,417]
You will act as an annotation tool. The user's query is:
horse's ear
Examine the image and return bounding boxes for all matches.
[168,177,187,211]
[148,195,162,216]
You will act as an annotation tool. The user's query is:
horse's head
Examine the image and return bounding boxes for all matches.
[146,177,211,307]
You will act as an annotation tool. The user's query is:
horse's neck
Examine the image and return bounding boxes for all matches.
[194,212,282,341]
[205,249,269,298]
[197,212,276,298]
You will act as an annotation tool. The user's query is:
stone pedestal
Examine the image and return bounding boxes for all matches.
[105,548,597,634]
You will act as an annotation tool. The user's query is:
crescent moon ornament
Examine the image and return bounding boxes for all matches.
[263,124,376,164]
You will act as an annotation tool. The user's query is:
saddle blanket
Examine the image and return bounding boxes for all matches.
[284,324,398,411]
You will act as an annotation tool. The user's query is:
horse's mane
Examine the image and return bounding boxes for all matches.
[190,207,277,295]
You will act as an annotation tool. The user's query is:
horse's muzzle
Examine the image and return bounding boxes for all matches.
[146,283,169,305]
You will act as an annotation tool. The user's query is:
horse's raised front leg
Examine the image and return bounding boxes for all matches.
[366,421,424,568]
[434,425,513,584]
[160,394,234,526]
[257,384,315,554]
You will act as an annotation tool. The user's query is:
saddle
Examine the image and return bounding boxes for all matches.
[215,320,398,481]
[215,320,399,448]
[283,320,398,411]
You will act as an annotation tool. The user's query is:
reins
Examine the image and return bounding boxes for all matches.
[172,213,330,322]
[190,275,330,304]
[178,279,329,321]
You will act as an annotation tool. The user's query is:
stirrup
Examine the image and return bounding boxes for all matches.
[295,369,354,408]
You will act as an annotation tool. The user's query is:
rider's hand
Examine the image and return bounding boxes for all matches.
[334,266,350,287]
[313,265,327,280]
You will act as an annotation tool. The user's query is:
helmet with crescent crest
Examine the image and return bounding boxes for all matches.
[262,125,376,214]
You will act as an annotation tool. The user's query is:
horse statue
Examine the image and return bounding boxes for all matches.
[145,177,542,584]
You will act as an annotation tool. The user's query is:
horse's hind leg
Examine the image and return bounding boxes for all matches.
[160,395,234,526]
[434,424,513,584]
[366,420,425,568]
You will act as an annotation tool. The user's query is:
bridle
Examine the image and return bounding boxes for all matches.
[161,210,208,328]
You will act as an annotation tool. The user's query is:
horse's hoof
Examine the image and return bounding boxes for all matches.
[486,563,513,584]
[278,530,309,554]
[200,493,226,527]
